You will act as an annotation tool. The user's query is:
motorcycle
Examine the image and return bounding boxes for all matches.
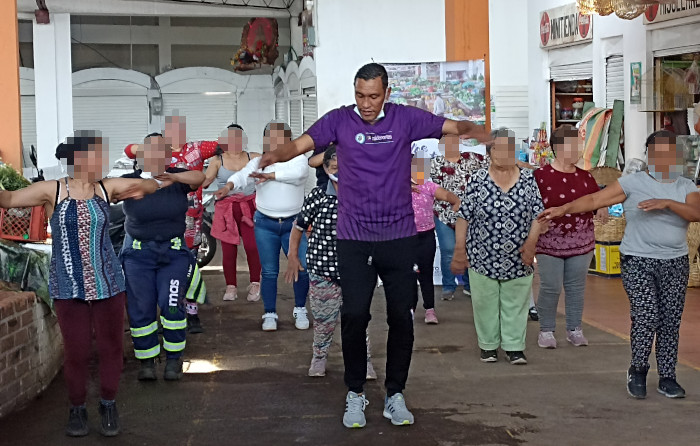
[197,190,217,268]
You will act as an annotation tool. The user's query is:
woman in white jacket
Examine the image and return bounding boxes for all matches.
[215,122,310,332]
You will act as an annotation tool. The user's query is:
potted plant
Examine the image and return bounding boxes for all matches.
[0,163,47,242]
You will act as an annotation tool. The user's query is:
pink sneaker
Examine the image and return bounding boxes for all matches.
[247,282,261,302]
[537,331,557,349]
[223,285,237,301]
[566,328,589,347]
[424,309,439,325]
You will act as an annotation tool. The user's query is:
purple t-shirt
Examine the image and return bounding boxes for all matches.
[305,103,445,241]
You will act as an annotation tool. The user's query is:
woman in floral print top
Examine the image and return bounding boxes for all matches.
[430,134,489,300]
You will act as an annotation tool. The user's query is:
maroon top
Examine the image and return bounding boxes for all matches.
[534,164,599,258]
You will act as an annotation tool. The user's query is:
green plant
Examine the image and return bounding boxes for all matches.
[0,164,30,191]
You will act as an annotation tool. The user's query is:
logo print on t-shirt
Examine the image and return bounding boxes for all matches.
[355,133,366,144]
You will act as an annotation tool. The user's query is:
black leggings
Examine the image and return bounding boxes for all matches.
[415,229,437,310]
[621,255,688,379]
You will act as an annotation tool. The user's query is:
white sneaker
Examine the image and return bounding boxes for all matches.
[383,393,414,426]
[223,285,237,301]
[261,313,278,331]
[246,282,261,302]
[293,307,310,330]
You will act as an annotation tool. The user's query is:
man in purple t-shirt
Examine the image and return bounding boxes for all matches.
[259,63,486,428]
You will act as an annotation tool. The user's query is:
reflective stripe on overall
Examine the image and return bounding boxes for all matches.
[122,235,189,359]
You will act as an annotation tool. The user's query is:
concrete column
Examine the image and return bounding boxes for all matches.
[33,13,73,178]
[0,0,22,170]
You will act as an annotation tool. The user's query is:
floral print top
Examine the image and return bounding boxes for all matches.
[412,181,440,232]
[431,152,489,227]
[534,164,600,258]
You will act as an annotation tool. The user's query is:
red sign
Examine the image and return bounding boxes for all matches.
[578,12,591,38]
[540,12,551,46]
[645,4,659,21]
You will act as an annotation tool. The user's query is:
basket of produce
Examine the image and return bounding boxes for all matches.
[0,164,48,243]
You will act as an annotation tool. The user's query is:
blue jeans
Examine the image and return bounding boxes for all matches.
[434,216,469,294]
[254,211,309,313]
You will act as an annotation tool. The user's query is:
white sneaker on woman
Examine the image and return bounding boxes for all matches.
[246,282,260,302]
[293,307,310,330]
[223,285,237,301]
[262,313,278,331]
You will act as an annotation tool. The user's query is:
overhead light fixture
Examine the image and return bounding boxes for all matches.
[203,92,233,96]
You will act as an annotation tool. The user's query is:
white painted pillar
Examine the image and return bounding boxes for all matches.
[33,13,73,178]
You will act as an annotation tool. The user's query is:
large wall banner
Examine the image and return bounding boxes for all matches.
[384,60,487,125]
[539,3,593,49]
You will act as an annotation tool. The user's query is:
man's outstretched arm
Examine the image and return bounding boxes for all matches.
[259,134,316,169]
[442,119,490,143]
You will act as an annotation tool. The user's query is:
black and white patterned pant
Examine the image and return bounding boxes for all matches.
[621,255,688,379]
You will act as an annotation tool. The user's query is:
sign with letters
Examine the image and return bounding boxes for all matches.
[539,3,593,49]
[644,0,700,24]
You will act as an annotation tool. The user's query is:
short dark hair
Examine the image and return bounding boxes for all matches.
[227,123,244,131]
[263,121,292,138]
[55,130,102,166]
[145,132,163,139]
[550,125,578,153]
[323,145,337,167]
[645,130,676,149]
[354,63,389,90]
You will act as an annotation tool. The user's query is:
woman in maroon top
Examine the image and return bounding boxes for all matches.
[534,125,606,349]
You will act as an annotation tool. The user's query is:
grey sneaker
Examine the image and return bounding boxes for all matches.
[566,328,589,346]
[308,357,326,377]
[537,331,557,349]
[383,393,414,426]
[343,392,369,428]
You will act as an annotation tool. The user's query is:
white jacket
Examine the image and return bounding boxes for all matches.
[227,155,309,218]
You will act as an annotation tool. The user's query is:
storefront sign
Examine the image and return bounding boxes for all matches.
[539,3,593,49]
[644,0,700,24]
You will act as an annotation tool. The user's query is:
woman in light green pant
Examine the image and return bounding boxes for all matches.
[451,128,546,365]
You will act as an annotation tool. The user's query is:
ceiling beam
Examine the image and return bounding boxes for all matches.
[16,0,295,18]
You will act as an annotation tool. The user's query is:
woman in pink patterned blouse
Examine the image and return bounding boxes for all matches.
[412,152,461,324]
[534,125,607,349]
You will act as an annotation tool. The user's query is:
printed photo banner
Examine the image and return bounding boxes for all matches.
[384,61,487,126]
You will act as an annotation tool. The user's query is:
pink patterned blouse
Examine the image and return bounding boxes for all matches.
[535,164,600,258]
[412,181,440,232]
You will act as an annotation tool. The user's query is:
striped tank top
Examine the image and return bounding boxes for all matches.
[49,178,126,301]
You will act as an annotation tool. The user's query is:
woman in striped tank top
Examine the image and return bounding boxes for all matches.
[0,131,160,438]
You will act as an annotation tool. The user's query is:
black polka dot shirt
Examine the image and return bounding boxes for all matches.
[295,184,339,281]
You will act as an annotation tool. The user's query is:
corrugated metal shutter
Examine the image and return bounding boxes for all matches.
[275,98,289,125]
[606,55,624,109]
[491,86,529,140]
[73,95,149,165]
[303,96,317,132]
[163,93,237,142]
[20,95,37,156]
[550,62,593,81]
[289,98,302,139]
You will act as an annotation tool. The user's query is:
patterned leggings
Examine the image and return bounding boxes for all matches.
[621,255,688,379]
[309,273,371,361]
